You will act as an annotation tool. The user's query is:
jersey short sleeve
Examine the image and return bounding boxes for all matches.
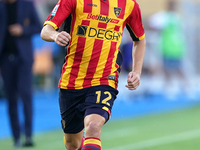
[44,0,76,30]
[126,1,145,41]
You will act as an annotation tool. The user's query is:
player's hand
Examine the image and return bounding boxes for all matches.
[53,31,71,47]
[125,71,140,90]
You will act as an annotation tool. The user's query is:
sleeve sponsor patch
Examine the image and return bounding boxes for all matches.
[51,5,59,16]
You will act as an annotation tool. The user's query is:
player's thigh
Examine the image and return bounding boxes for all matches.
[85,85,118,121]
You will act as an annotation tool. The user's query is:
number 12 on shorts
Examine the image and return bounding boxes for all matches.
[96,91,111,106]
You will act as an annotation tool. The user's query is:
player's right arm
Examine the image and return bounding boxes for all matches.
[40,0,75,46]
[41,24,71,47]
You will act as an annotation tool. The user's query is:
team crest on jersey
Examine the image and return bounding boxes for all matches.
[114,7,121,17]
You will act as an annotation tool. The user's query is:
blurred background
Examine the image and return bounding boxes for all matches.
[1,0,200,149]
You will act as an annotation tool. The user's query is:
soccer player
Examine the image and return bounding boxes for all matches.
[41,0,146,149]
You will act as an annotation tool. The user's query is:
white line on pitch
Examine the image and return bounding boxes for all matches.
[104,129,200,150]
[102,126,138,140]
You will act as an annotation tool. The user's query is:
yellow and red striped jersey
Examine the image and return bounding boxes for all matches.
[44,0,145,90]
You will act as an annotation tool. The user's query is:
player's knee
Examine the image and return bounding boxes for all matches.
[84,114,105,137]
[85,120,102,136]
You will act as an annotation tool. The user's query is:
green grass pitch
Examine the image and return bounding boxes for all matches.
[1,105,200,150]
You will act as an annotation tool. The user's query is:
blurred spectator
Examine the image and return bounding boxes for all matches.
[0,73,4,98]
[0,0,41,147]
[148,0,187,95]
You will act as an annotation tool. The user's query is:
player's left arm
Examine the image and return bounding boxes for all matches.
[125,38,146,90]
[125,1,146,90]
